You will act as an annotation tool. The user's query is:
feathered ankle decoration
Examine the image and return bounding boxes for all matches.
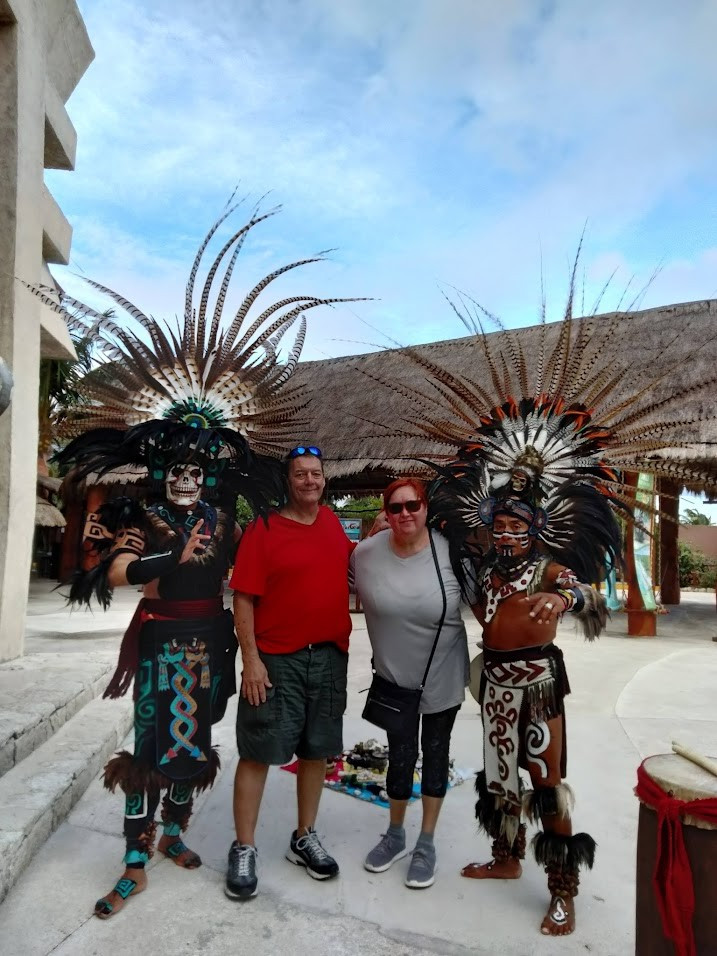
[522,784,575,823]
[532,831,597,871]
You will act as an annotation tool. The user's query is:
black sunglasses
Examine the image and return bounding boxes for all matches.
[387,499,423,515]
[288,445,322,459]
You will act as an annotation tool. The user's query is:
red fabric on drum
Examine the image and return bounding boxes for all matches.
[635,760,717,956]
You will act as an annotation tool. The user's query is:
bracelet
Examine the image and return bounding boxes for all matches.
[556,588,575,612]
[557,586,586,613]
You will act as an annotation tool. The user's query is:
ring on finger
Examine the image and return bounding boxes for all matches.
[545,602,553,610]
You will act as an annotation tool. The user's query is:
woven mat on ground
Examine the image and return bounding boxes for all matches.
[281,739,473,809]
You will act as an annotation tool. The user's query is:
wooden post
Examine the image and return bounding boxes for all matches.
[59,484,110,581]
[658,478,680,605]
[624,471,657,637]
[59,497,83,583]
[81,485,108,570]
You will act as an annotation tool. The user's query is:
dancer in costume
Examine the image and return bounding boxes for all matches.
[456,475,610,938]
[387,273,717,937]
[26,202,361,918]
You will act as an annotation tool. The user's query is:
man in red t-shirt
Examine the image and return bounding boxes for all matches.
[225,446,353,900]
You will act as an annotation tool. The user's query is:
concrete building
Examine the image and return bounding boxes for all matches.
[0,0,93,661]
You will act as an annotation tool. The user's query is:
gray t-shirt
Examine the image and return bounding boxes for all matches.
[350,531,470,714]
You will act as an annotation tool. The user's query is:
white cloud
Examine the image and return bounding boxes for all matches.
[47,0,717,361]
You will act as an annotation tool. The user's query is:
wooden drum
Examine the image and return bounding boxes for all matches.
[635,753,717,955]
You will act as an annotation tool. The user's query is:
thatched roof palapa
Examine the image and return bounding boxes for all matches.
[35,496,66,527]
[291,298,717,494]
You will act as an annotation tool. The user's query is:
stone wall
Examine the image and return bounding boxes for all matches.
[680,525,717,562]
[0,0,93,662]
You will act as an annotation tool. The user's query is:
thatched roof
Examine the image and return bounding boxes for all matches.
[290,298,717,494]
[35,496,66,527]
[37,474,62,493]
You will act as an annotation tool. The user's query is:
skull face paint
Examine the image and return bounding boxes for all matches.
[492,513,531,562]
[165,463,204,508]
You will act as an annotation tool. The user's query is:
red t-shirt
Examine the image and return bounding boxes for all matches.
[229,506,353,655]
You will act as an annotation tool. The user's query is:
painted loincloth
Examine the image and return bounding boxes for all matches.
[103,598,235,792]
[479,643,570,810]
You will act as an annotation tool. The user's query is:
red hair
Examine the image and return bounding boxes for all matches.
[383,477,428,512]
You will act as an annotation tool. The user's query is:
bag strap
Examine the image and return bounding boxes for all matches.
[419,531,448,690]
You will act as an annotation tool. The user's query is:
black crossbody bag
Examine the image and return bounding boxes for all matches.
[361,532,447,735]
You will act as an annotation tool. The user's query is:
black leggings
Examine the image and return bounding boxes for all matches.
[386,705,460,800]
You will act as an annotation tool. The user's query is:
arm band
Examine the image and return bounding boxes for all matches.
[125,549,181,585]
[557,587,586,613]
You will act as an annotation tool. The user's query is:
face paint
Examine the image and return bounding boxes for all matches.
[492,530,531,558]
[166,463,204,508]
[550,897,569,925]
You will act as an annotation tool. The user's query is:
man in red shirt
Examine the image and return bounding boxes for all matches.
[225,446,353,899]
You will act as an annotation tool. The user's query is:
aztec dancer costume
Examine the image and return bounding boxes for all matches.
[27,202,360,917]
[391,273,717,936]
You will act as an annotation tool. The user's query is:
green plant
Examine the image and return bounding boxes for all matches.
[682,508,713,526]
[235,495,257,528]
[697,567,717,589]
[331,494,383,523]
[677,540,710,586]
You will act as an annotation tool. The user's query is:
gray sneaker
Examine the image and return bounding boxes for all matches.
[405,843,436,888]
[363,831,408,873]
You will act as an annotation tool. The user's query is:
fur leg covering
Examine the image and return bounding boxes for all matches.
[475,770,523,847]
[532,831,597,898]
[522,784,575,823]
[512,823,527,861]
[492,824,526,862]
[532,831,596,870]
[474,770,503,839]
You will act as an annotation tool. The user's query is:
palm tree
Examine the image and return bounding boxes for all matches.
[682,507,713,526]
[38,331,96,463]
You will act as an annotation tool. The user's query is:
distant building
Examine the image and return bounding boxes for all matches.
[0,0,93,661]
[680,525,717,563]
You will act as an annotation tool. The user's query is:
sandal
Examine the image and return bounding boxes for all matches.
[94,876,143,919]
[159,839,202,868]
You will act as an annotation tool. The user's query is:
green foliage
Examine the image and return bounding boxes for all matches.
[700,568,717,589]
[331,494,383,523]
[38,315,114,457]
[235,495,256,528]
[235,493,383,530]
[682,508,713,526]
[677,540,715,587]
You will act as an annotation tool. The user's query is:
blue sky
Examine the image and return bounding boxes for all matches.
[48,0,717,517]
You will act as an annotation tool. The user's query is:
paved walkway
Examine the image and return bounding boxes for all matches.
[2,581,717,955]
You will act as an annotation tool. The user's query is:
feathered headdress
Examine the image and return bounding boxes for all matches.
[25,201,364,513]
[393,268,717,583]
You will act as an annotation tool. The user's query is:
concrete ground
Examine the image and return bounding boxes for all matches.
[2,581,717,956]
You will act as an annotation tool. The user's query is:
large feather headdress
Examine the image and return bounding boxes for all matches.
[392,268,717,582]
[26,202,363,510]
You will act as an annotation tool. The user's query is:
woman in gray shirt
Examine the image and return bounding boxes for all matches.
[350,477,470,889]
